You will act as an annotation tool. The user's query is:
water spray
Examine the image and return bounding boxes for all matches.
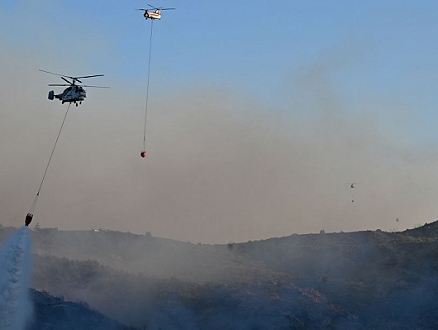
[0,227,33,329]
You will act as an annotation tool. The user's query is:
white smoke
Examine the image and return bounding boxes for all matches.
[0,227,33,329]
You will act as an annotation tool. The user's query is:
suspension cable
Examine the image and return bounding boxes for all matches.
[142,20,154,155]
[28,103,71,215]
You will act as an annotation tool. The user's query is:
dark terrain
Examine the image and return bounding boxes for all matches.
[2,221,438,329]
[29,289,133,330]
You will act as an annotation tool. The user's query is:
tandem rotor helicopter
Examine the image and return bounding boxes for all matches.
[39,69,108,106]
[138,4,175,20]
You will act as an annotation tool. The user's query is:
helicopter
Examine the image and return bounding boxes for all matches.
[346,182,361,202]
[39,69,107,106]
[138,4,175,20]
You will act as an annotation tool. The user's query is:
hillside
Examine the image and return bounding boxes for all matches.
[29,289,134,330]
[231,225,438,328]
[1,222,438,328]
[30,254,362,329]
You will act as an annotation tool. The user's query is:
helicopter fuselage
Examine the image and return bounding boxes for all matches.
[144,10,161,20]
[49,85,86,106]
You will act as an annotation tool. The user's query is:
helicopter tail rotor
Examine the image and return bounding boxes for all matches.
[48,91,55,100]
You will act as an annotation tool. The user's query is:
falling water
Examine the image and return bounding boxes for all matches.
[0,227,33,329]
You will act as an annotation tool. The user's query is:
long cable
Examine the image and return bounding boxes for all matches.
[28,103,71,215]
[143,20,154,152]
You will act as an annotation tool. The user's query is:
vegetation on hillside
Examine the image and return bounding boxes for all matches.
[1,222,438,328]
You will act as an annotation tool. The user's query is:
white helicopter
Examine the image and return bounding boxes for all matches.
[138,4,175,20]
[39,69,107,106]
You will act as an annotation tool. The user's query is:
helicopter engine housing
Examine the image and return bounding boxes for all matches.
[48,90,55,100]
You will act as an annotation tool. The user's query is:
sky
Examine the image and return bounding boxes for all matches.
[1,0,438,243]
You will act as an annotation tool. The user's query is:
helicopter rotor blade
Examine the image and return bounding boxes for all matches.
[48,84,71,86]
[40,69,103,81]
[80,85,110,88]
[39,69,66,77]
[75,74,104,79]
[147,4,175,10]
[40,69,75,80]
[61,77,72,84]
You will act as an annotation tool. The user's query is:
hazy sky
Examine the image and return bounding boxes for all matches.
[1,0,438,243]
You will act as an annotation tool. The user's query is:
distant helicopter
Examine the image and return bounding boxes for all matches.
[138,4,175,20]
[346,182,361,202]
[39,69,108,106]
